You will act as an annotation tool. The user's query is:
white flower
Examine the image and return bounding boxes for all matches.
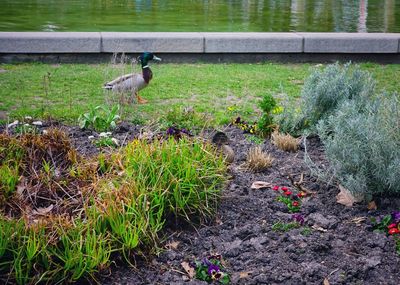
[32,121,43,126]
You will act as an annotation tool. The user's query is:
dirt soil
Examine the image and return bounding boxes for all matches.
[1,121,400,284]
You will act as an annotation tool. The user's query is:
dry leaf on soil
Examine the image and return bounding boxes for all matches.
[367,201,377,210]
[250,181,271,190]
[166,241,180,250]
[181,261,195,279]
[239,271,252,278]
[336,184,364,207]
[311,225,328,232]
[32,205,54,216]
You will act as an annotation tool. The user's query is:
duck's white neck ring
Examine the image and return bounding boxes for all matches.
[142,65,149,69]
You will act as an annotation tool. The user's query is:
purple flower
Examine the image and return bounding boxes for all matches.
[392,211,400,223]
[207,264,222,280]
[292,213,305,225]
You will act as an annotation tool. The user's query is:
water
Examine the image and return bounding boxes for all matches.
[0,0,399,33]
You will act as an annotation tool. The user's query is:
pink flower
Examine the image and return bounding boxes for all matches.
[388,223,397,229]
[292,201,299,207]
[281,187,288,191]
[388,228,400,235]
[284,191,292,196]
[272,186,279,191]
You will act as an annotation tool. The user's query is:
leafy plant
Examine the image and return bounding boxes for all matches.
[78,105,120,132]
[257,93,277,136]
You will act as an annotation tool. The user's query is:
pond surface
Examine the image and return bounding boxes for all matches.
[1,0,399,32]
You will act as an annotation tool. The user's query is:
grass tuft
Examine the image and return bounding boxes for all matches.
[271,131,300,152]
[245,146,274,172]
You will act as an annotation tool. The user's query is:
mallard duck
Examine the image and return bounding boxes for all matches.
[103,52,161,104]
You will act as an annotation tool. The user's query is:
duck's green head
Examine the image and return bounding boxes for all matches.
[138,52,162,67]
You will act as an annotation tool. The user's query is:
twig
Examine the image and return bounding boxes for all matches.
[288,173,316,195]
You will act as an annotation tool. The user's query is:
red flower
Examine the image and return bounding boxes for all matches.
[272,186,279,191]
[388,228,400,235]
[284,191,292,196]
[292,201,299,207]
[297,192,306,198]
[388,223,397,229]
[281,187,288,191]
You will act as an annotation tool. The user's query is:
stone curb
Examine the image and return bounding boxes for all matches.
[0,32,399,54]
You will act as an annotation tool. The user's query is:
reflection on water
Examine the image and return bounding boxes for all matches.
[0,0,399,32]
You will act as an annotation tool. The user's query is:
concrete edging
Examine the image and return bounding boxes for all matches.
[0,32,399,61]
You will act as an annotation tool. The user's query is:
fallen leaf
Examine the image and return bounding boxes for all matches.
[336,184,364,207]
[166,241,180,250]
[311,225,327,232]
[181,261,195,279]
[33,205,54,216]
[323,278,330,285]
[251,181,271,189]
[239,271,252,278]
[350,217,367,225]
[367,201,377,210]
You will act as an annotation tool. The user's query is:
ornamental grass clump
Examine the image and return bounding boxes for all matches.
[0,131,226,284]
[271,131,299,152]
[245,146,274,172]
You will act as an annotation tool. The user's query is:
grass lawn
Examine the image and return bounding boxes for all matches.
[0,62,399,125]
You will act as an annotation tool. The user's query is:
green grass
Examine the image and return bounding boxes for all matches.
[1,62,398,126]
[0,132,227,283]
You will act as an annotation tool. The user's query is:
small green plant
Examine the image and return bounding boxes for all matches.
[159,106,213,133]
[14,124,38,135]
[194,255,230,284]
[257,93,277,136]
[245,134,264,145]
[78,104,120,132]
[272,221,300,232]
[272,185,306,213]
[94,137,119,148]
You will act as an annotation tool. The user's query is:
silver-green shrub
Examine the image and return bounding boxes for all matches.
[317,92,400,197]
[278,63,375,135]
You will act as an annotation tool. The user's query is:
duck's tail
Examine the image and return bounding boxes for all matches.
[103,84,113,90]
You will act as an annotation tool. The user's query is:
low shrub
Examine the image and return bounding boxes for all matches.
[316,92,400,198]
[278,63,375,136]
